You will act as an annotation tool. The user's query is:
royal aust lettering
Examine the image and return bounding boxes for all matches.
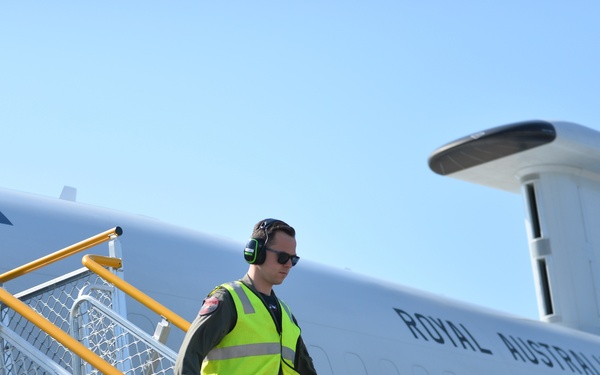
[498,333,600,375]
[393,308,493,355]
[394,307,600,374]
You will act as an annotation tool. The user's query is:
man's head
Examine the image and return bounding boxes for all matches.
[244,219,296,265]
[245,219,299,294]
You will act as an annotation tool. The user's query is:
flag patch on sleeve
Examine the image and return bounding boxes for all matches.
[199,297,220,315]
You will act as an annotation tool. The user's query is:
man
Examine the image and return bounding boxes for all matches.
[175,218,317,375]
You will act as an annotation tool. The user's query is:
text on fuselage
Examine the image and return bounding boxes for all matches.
[394,308,600,374]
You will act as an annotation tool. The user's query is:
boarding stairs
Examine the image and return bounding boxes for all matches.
[0,227,190,375]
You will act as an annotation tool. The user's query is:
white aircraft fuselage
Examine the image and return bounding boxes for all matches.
[3,119,600,374]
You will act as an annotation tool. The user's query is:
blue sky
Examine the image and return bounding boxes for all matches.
[2,1,600,320]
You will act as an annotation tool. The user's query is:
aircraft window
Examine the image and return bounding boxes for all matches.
[379,359,400,374]
[411,365,429,375]
[307,345,333,375]
[345,352,368,375]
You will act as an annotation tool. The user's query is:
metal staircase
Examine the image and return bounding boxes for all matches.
[0,228,189,375]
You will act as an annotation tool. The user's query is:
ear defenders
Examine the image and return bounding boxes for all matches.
[244,218,279,265]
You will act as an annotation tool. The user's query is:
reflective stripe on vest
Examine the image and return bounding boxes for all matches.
[227,281,255,314]
[201,281,301,375]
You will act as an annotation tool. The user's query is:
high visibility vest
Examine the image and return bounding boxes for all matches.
[201,281,301,375]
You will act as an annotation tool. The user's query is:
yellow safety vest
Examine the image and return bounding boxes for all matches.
[201,281,301,375]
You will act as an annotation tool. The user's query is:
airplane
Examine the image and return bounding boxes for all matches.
[2,119,600,374]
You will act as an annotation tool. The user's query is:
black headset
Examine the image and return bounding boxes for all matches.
[244,218,279,265]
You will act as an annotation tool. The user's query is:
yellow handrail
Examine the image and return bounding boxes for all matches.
[82,254,191,332]
[0,227,123,284]
[0,228,125,374]
[0,282,123,375]
[0,226,188,375]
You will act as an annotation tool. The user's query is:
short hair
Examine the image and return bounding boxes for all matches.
[251,219,295,248]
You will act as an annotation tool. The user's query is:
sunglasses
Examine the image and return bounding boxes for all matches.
[265,248,300,266]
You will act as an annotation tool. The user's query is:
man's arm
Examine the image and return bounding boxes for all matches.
[174,288,236,375]
[295,335,318,374]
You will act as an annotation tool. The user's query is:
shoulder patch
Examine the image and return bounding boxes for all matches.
[199,296,220,316]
